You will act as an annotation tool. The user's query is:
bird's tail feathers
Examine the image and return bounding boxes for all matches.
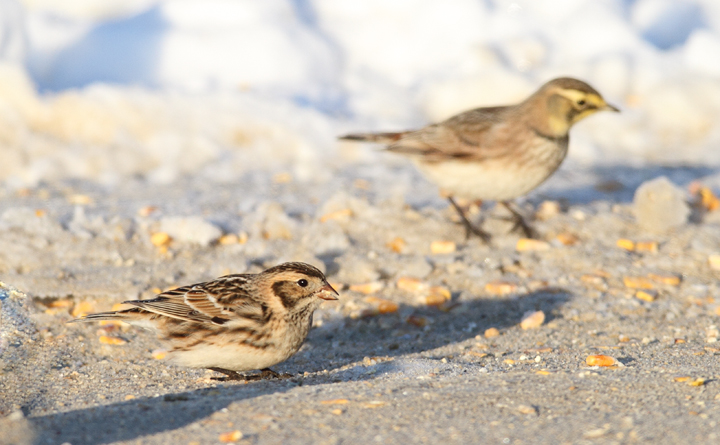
[68,308,141,324]
[339,132,407,144]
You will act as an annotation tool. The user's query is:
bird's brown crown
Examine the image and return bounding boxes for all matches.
[262,262,326,280]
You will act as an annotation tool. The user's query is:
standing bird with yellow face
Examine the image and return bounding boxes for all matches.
[341,77,618,242]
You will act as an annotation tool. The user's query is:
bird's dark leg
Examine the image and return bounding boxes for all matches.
[210,367,292,381]
[447,196,492,243]
[501,202,538,238]
[258,368,293,380]
[209,367,248,381]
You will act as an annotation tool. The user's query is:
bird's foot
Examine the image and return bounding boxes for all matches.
[448,197,492,243]
[256,368,293,380]
[501,202,538,239]
[209,367,247,381]
[209,367,292,381]
[462,221,492,243]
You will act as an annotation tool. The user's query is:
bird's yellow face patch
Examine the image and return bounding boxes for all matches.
[548,88,616,134]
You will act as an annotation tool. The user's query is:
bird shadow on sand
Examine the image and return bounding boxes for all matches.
[28,288,570,445]
[298,286,571,372]
[536,164,717,205]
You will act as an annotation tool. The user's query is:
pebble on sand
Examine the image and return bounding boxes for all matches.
[633,176,690,233]
[159,216,223,246]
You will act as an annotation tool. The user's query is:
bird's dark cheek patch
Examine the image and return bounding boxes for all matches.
[273,281,296,309]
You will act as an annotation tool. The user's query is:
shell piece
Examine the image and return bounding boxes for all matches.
[585,355,617,367]
[516,238,550,251]
[520,311,545,330]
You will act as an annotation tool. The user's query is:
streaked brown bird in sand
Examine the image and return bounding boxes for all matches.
[72,262,338,381]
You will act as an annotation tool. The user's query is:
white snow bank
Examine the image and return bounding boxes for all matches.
[0,0,718,186]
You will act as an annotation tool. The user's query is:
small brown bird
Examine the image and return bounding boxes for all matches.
[72,262,338,381]
[341,77,618,241]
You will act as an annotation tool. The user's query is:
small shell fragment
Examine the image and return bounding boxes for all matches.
[485,281,517,296]
[517,405,537,415]
[99,335,126,345]
[585,355,617,367]
[349,282,384,295]
[218,234,239,245]
[636,241,658,253]
[623,276,654,289]
[689,378,706,387]
[320,399,350,405]
[396,277,427,293]
[647,273,681,286]
[467,351,488,358]
[151,232,171,247]
[386,237,406,253]
[377,301,399,314]
[98,320,125,328]
[219,430,243,443]
[484,327,500,338]
[516,238,550,252]
[708,254,720,271]
[362,401,387,408]
[365,297,398,314]
[320,208,352,223]
[430,240,456,254]
[556,233,579,246]
[616,239,635,251]
[152,349,167,360]
[71,301,95,318]
[396,277,428,292]
[535,200,561,220]
[583,429,609,439]
[137,205,157,217]
[425,286,451,306]
[520,311,545,330]
[635,290,658,302]
[68,194,93,205]
[580,276,607,291]
[111,303,130,311]
[49,299,73,309]
[699,187,720,211]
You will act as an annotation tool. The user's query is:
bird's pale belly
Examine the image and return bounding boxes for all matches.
[170,342,294,371]
[416,157,560,202]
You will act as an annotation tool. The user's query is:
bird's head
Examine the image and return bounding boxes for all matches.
[263,262,339,312]
[533,77,619,136]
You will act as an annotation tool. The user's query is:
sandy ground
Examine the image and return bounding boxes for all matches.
[3,161,720,445]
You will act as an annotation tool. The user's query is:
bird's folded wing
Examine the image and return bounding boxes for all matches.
[123,295,213,323]
[387,106,512,161]
[185,275,268,324]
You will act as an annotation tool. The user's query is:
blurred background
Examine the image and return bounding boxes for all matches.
[1,0,719,188]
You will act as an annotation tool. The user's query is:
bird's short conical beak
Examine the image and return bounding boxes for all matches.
[603,103,620,112]
[318,283,339,300]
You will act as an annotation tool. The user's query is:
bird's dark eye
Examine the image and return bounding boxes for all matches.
[577,99,586,106]
[297,279,308,287]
